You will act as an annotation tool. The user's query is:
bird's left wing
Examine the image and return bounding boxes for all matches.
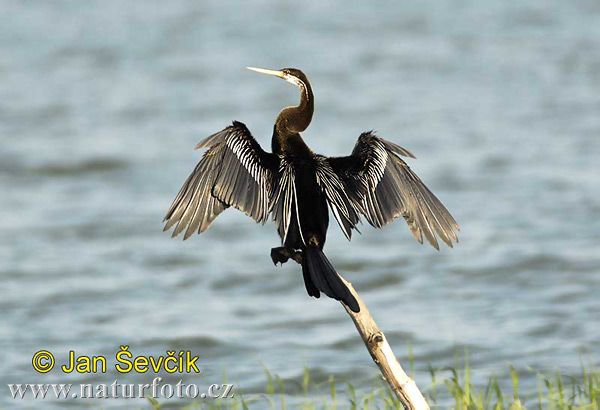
[327,131,459,250]
[163,121,279,239]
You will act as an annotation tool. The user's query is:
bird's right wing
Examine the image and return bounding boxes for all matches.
[328,131,459,250]
[163,121,279,239]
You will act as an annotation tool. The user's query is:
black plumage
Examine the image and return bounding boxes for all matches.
[164,67,459,312]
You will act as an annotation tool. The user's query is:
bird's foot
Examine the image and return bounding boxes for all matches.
[270,247,303,265]
[270,247,289,265]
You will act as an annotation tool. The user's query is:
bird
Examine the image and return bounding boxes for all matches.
[163,67,459,313]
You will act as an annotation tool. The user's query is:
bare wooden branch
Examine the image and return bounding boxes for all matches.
[339,275,430,410]
[289,254,429,408]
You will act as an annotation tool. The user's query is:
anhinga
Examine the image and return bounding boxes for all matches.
[164,67,459,312]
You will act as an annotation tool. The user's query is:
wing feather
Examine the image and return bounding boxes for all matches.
[163,121,278,239]
[328,131,459,249]
[313,156,361,240]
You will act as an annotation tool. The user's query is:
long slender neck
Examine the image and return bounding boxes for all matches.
[275,79,314,138]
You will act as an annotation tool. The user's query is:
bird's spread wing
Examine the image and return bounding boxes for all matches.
[163,121,279,239]
[327,131,459,249]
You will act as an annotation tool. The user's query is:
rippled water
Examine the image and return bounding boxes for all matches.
[1,0,599,408]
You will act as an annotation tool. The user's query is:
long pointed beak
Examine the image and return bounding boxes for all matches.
[246,66,285,78]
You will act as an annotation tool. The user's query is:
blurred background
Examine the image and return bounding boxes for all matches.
[1,0,599,408]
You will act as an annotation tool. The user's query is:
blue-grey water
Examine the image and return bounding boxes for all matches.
[1,1,599,408]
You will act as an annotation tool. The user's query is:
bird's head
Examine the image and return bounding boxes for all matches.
[247,67,310,93]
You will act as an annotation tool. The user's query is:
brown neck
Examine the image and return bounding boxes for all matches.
[275,78,314,137]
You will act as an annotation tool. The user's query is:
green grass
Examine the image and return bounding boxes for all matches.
[146,354,599,410]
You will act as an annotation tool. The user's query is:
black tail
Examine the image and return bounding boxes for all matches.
[301,247,360,312]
